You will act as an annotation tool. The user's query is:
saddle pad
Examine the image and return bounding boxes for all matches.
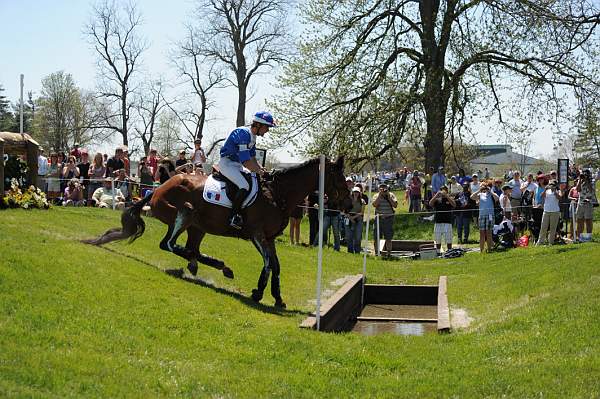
[202,174,259,209]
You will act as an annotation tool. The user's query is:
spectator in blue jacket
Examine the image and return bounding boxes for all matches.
[431,166,447,194]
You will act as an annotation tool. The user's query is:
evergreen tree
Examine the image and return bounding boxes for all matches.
[0,84,15,131]
[574,105,600,167]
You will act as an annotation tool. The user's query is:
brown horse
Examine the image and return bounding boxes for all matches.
[83,157,349,308]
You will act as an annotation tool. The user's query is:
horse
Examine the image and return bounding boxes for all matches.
[82,157,350,308]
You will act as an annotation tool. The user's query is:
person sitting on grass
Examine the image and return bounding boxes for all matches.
[429,185,456,252]
[471,183,499,253]
[114,168,132,202]
[91,178,126,210]
[62,178,84,207]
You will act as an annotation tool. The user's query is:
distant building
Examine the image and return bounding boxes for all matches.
[470,145,544,176]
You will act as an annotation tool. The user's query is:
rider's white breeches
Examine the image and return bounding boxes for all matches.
[218,157,250,190]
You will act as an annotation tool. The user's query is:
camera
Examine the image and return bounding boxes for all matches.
[582,169,592,180]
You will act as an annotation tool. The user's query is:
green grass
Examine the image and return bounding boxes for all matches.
[1,207,600,398]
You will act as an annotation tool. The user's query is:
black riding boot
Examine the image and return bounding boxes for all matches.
[229,188,248,230]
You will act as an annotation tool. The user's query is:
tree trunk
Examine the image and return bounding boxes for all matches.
[236,80,247,127]
[423,108,445,172]
[422,71,448,172]
[121,89,128,146]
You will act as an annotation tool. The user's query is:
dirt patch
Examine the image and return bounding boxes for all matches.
[450,307,473,329]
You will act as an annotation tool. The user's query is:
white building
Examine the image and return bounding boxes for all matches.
[470,145,545,176]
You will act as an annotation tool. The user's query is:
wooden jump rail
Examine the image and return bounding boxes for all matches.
[301,275,451,334]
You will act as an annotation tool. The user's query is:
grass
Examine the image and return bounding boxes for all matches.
[1,207,600,398]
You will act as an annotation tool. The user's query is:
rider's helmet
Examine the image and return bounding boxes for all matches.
[252,111,277,127]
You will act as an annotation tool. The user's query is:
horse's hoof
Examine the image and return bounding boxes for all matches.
[274,299,287,309]
[187,262,198,276]
[251,289,263,303]
[222,267,234,279]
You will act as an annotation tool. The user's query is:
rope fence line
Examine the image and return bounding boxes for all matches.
[291,203,580,216]
[35,177,594,219]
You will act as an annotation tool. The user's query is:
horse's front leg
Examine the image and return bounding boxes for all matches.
[250,236,271,304]
[266,239,285,308]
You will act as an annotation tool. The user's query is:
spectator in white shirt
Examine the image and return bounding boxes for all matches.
[499,185,512,219]
[520,173,538,195]
[448,176,462,195]
[508,171,523,216]
[37,147,49,192]
[470,174,481,193]
[191,138,207,172]
[536,180,562,245]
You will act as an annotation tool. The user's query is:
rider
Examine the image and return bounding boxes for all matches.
[218,111,276,229]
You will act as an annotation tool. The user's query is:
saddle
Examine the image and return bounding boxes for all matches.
[203,166,260,209]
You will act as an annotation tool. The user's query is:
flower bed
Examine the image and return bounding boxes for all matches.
[1,178,50,210]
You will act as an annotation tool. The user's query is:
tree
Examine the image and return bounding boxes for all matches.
[33,71,96,152]
[85,0,147,147]
[573,104,600,167]
[153,110,183,157]
[0,84,12,130]
[0,84,35,133]
[554,133,582,165]
[272,0,600,170]
[170,24,226,147]
[195,0,291,126]
[133,80,168,156]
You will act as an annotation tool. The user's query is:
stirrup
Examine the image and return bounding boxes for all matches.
[229,214,243,230]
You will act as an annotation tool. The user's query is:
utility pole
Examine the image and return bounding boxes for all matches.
[20,74,24,134]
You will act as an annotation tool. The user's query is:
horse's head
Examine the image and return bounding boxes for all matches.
[325,156,350,209]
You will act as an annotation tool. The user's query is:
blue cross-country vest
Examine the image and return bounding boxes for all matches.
[220,127,256,163]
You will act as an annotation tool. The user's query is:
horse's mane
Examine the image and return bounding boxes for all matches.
[271,157,323,177]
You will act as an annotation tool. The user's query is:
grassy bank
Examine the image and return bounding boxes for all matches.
[1,207,599,398]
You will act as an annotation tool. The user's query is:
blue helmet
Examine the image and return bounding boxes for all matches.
[253,111,277,127]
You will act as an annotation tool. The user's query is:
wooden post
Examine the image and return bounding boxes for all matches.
[0,138,4,198]
[26,140,38,188]
[437,275,451,332]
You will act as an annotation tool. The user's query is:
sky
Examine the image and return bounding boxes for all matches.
[0,0,563,165]
[0,0,295,160]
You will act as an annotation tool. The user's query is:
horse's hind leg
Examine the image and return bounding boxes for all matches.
[185,226,234,278]
[159,207,195,268]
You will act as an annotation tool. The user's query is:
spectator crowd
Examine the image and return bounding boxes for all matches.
[36,140,207,209]
[35,142,598,256]
[293,163,598,257]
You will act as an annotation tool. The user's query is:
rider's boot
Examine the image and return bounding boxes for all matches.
[229,188,248,230]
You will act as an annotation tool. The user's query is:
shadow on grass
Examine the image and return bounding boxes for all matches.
[96,245,309,318]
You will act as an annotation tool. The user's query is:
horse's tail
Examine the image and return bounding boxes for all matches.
[81,192,153,246]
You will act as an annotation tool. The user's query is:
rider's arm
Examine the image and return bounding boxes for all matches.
[242,157,264,175]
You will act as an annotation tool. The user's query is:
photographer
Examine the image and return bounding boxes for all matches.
[471,183,499,253]
[138,157,155,197]
[373,183,398,258]
[62,155,80,182]
[536,179,562,245]
[429,185,456,251]
[62,178,84,206]
[575,169,596,241]
[154,158,176,184]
